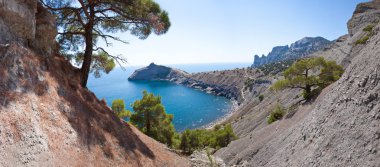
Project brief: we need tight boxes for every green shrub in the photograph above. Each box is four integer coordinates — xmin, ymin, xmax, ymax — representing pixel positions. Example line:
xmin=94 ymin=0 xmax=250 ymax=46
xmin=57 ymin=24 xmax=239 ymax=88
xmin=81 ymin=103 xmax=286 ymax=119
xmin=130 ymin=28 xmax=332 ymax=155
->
xmin=179 ymin=124 xmax=237 ymax=154
xmin=356 ymin=24 xmax=375 ymax=45
xmin=363 ymin=24 xmax=375 ymax=32
xmin=111 ymin=99 xmax=131 ymax=120
xmin=258 ymin=94 xmax=264 ymax=102
xmin=267 ymin=104 xmax=285 ymax=124
xmin=356 ymin=35 xmax=370 ymax=45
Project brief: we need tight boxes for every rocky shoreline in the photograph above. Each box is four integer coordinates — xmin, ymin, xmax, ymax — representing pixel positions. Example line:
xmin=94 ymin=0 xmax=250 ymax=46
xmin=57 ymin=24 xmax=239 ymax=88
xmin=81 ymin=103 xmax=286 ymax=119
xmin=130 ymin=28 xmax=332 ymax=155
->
xmin=202 ymin=100 xmax=239 ymax=130
xmin=175 ymin=78 xmax=240 ymax=101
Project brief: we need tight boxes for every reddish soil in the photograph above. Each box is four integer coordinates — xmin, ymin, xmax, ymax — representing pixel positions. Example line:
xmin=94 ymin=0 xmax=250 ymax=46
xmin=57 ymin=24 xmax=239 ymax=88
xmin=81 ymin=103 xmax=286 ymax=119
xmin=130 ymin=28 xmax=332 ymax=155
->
xmin=0 ymin=43 xmax=189 ymax=166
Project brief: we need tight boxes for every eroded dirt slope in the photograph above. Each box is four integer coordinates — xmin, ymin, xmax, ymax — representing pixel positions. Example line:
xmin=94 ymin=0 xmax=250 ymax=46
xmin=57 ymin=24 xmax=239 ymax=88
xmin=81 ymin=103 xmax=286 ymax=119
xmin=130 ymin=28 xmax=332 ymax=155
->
xmin=0 ymin=43 xmax=189 ymax=166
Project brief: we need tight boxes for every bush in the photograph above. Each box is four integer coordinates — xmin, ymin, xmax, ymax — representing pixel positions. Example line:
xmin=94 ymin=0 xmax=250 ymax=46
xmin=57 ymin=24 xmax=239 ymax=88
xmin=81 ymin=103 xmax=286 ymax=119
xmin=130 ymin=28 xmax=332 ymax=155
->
xmin=111 ymin=99 xmax=131 ymax=120
xmin=258 ymin=94 xmax=264 ymax=102
xmin=179 ymin=124 xmax=237 ymax=154
xmin=356 ymin=35 xmax=370 ymax=45
xmin=363 ymin=24 xmax=375 ymax=32
xmin=267 ymin=104 xmax=285 ymax=124
xmin=356 ymin=24 xmax=375 ymax=45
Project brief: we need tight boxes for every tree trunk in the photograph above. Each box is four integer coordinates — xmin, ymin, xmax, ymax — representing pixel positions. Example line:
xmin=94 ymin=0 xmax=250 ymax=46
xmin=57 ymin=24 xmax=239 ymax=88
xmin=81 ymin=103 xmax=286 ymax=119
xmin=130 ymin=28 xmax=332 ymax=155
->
xmin=80 ymin=26 xmax=93 ymax=87
xmin=145 ymin=110 xmax=151 ymax=135
xmin=305 ymin=85 xmax=311 ymax=94
xmin=304 ymin=69 xmax=312 ymax=99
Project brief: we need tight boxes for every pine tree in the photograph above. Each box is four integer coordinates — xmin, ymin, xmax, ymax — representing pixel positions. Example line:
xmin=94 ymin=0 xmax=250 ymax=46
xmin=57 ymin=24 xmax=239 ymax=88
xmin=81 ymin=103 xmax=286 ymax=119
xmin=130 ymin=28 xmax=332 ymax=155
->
xmin=271 ymin=57 xmax=343 ymax=100
xmin=40 ymin=0 xmax=170 ymax=87
xmin=130 ymin=90 xmax=175 ymax=146
xmin=111 ymin=99 xmax=131 ymax=120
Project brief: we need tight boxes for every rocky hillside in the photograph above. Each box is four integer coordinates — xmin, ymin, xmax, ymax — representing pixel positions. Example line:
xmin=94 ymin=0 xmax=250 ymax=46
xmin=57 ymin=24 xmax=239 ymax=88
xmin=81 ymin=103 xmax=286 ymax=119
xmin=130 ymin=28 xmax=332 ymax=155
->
xmin=0 ymin=1 xmax=189 ymax=166
xmin=187 ymin=69 xmax=271 ymax=103
xmin=215 ymin=0 xmax=380 ymax=166
xmin=252 ymin=37 xmax=332 ymax=67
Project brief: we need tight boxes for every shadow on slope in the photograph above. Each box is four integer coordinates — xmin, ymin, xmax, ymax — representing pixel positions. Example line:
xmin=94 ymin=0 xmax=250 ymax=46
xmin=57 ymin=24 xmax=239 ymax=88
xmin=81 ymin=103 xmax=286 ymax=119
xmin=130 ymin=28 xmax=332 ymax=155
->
xmin=0 ymin=43 xmax=156 ymax=164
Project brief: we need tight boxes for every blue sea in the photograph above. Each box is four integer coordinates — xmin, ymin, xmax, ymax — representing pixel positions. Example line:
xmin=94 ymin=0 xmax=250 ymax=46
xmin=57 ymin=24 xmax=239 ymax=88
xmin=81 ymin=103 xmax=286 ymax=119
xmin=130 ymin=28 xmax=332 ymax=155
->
xmin=88 ymin=63 xmax=251 ymax=131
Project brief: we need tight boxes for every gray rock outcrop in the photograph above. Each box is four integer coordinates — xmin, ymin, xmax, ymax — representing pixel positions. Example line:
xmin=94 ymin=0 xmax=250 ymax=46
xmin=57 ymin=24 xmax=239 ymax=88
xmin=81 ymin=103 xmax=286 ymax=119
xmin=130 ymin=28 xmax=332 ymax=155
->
xmin=252 ymin=37 xmax=332 ymax=67
xmin=0 ymin=0 xmax=57 ymax=56
xmin=348 ymin=0 xmax=380 ymax=36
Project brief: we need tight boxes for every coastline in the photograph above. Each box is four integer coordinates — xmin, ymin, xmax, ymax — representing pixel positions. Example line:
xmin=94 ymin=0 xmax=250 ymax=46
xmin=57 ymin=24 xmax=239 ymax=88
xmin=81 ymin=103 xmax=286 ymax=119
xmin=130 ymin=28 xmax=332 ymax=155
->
xmin=128 ymin=63 xmax=246 ymax=131
xmin=202 ymin=100 xmax=239 ymax=130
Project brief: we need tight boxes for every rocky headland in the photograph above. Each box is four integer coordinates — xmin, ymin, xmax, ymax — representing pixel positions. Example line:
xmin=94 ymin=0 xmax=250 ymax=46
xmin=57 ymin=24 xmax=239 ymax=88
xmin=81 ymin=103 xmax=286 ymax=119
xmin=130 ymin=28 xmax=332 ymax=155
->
xmin=128 ymin=62 xmax=189 ymax=81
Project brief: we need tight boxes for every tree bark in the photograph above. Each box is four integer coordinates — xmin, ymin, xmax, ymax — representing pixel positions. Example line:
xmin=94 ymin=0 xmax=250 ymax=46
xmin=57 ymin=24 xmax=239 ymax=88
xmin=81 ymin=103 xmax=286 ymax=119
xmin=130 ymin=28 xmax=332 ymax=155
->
xmin=80 ymin=3 xmax=95 ymax=88
xmin=80 ymin=25 xmax=93 ymax=87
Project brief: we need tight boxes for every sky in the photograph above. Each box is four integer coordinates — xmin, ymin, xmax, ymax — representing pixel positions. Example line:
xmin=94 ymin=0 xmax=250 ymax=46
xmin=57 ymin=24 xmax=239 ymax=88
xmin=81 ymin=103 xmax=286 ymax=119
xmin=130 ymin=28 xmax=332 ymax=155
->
xmin=99 ymin=0 xmax=368 ymax=66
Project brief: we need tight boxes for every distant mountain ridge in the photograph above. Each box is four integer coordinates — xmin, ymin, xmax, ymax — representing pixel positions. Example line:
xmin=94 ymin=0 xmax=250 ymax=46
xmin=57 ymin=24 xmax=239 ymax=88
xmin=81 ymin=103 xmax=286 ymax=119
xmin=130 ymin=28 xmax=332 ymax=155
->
xmin=251 ymin=37 xmax=332 ymax=67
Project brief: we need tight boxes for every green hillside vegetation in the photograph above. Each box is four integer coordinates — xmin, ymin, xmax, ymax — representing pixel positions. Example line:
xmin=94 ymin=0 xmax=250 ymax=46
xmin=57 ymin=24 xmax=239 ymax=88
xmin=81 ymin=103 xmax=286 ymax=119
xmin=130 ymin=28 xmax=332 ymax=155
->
xmin=258 ymin=59 xmax=296 ymax=75
xmin=113 ymin=90 xmax=238 ymax=153
xmin=271 ymin=57 xmax=343 ymax=100
xmin=179 ymin=124 xmax=237 ymax=154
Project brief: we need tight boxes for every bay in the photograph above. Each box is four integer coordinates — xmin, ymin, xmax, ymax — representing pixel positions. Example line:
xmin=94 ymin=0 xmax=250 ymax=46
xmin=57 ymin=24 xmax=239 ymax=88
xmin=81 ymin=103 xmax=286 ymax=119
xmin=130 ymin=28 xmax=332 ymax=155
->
xmin=87 ymin=62 xmax=250 ymax=131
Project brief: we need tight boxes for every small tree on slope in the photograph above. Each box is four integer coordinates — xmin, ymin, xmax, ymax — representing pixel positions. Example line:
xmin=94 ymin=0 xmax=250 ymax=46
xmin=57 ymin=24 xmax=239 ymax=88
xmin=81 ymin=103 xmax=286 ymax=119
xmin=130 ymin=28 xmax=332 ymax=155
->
xmin=111 ymin=99 xmax=131 ymax=120
xmin=271 ymin=57 xmax=343 ymax=100
xmin=130 ymin=90 xmax=175 ymax=146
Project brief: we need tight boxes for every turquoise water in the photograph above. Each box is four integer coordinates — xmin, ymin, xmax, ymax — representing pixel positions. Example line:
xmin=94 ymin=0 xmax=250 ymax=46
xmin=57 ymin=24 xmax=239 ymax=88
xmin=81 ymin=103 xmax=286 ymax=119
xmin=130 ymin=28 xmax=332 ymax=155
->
xmin=87 ymin=63 xmax=250 ymax=131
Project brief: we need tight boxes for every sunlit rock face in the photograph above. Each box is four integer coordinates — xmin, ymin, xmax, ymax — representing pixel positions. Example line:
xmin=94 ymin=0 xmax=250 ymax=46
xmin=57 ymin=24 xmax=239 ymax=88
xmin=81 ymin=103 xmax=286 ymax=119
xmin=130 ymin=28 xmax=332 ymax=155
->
xmin=252 ymin=37 xmax=332 ymax=67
